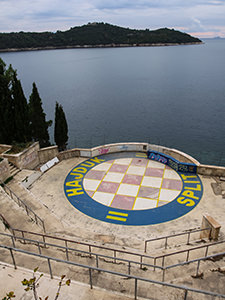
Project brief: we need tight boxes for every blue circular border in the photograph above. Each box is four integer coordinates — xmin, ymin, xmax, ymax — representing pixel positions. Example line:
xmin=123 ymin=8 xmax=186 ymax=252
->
xmin=64 ymin=153 xmax=203 ymax=226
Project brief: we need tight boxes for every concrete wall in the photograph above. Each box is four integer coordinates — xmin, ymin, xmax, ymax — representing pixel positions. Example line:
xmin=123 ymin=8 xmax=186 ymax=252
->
xmin=2 ymin=142 xmax=40 ymax=170
xmin=0 ymin=144 xmax=11 ymax=155
xmin=2 ymin=141 xmax=224 ymax=176
xmin=59 ymin=142 xmax=225 ymax=177
xmin=197 ymin=165 xmax=225 ymax=177
xmin=58 ymin=142 xmax=199 ymax=163
xmin=57 ymin=148 xmax=80 ymax=160
xmin=38 ymin=145 xmax=59 ymax=164
xmin=0 ymin=158 xmax=10 ymax=182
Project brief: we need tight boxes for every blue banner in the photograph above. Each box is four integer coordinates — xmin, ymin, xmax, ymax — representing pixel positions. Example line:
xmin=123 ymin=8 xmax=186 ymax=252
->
xmin=147 ymin=150 xmax=197 ymax=173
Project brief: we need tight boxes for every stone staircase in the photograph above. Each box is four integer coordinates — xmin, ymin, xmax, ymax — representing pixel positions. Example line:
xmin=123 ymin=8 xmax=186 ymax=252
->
xmin=0 ymin=179 xmax=225 ymax=299
xmin=0 ymin=220 xmax=225 ymax=299
xmin=8 ymin=162 xmax=20 ymax=177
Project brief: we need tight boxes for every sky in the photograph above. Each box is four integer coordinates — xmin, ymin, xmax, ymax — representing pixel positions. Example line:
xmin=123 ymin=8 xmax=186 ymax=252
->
xmin=0 ymin=0 xmax=225 ymax=38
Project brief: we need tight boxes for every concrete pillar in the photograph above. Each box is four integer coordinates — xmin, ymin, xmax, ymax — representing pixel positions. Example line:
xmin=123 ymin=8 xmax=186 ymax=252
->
xmin=200 ymin=213 xmax=221 ymax=240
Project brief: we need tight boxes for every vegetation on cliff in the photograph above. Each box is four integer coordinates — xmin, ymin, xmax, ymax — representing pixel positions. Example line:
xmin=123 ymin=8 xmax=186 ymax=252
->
xmin=0 ymin=58 xmax=68 ymax=149
xmin=0 ymin=23 xmax=202 ymax=50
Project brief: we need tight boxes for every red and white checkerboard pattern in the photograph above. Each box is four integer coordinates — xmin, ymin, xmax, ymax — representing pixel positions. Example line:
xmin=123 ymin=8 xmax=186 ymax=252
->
xmin=83 ymin=157 xmax=182 ymax=210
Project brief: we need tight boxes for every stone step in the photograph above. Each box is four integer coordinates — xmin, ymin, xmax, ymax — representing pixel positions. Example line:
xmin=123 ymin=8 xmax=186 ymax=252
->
xmin=0 ymin=240 xmax=224 ymax=300
xmin=8 ymin=162 xmax=20 ymax=177
xmin=0 ymin=263 xmax=135 ymax=300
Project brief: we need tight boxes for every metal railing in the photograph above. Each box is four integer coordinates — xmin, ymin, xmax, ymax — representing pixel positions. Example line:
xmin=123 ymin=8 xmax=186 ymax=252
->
xmin=1 ymin=184 xmax=45 ymax=232
xmin=1 ymin=244 xmax=225 ymax=300
xmin=144 ymin=227 xmax=211 ymax=252
xmin=0 ymin=214 xmax=11 ymax=230
xmin=9 ymin=228 xmax=154 ymax=267
xmin=153 ymin=239 xmax=225 ymax=269
xmin=0 ymin=232 xmax=162 ymax=276
xmin=162 ymin=250 xmax=225 ymax=282
xmin=1 ymin=231 xmax=225 ymax=284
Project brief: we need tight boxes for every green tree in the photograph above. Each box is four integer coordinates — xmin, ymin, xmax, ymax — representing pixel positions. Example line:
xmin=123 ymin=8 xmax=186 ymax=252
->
xmin=11 ymin=71 xmax=30 ymax=143
xmin=29 ymin=82 xmax=52 ymax=147
xmin=54 ymin=102 xmax=68 ymax=151
xmin=0 ymin=58 xmax=14 ymax=144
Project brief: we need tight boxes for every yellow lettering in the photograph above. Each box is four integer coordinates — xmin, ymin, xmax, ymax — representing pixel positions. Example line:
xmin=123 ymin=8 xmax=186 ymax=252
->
xmin=184 ymin=181 xmax=200 ymax=184
xmin=90 ymin=157 xmax=105 ymax=164
xmin=181 ymin=174 xmax=197 ymax=180
xmin=66 ymin=180 xmax=82 ymax=188
xmin=177 ymin=197 xmax=195 ymax=207
xmin=66 ymin=188 xmax=84 ymax=196
xmin=184 ymin=184 xmax=201 ymax=191
xmin=70 ymin=173 xmax=83 ymax=180
xmin=182 ymin=190 xmax=199 ymax=200
xmin=81 ymin=161 xmax=95 ymax=167
xmin=72 ymin=167 xmax=87 ymax=173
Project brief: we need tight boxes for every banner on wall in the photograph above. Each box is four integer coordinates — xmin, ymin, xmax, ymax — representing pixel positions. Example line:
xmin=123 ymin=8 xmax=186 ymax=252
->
xmin=147 ymin=150 xmax=197 ymax=173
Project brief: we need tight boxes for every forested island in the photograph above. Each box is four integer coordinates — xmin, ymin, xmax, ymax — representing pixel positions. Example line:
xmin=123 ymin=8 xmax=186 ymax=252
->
xmin=0 ymin=22 xmax=202 ymax=52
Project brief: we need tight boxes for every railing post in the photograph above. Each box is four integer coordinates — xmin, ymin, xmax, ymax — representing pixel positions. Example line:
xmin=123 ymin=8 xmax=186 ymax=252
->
xmin=11 ymin=236 xmax=16 ymax=248
xmin=66 ymin=247 xmax=69 ymax=261
xmin=65 ymin=240 xmax=69 ymax=260
xmin=34 ymin=214 xmax=38 ymax=225
xmin=205 ymin=245 xmax=209 ymax=257
xmin=89 ymin=268 xmax=93 ymax=289
xmin=47 ymin=258 xmax=53 ymax=279
xmin=196 ymin=260 xmax=200 ymax=277
xmin=186 ymin=250 xmax=190 ymax=262
xmin=162 ymin=268 xmax=166 ymax=282
xmin=22 ymin=231 xmax=25 ymax=244
xmin=134 ymin=278 xmax=138 ymax=300
xmin=144 ymin=241 xmax=147 ymax=253
xmin=128 ymin=261 xmax=131 ymax=275
xmin=10 ymin=248 xmax=17 ymax=269
xmin=187 ymin=232 xmax=191 ymax=245
xmin=154 ymin=258 xmax=157 ymax=271
xmin=96 ymin=255 xmax=99 ymax=268
xmin=11 ymin=228 xmax=15 ymax=237
xmin=165 ymin=237 xmax=168 ymax=249
xmin=42 ymin=235 xmax=46 ymax=248
xmin=42 ymin=221 xmax=46 ymax=233
xmin=140 ymin=256 xmax=143 ymax=269
xmin=184 ymin=290 xmax=188 ymax=300
xmin=114 ymin=250 xmax=116 ymax=263
xmin=162 ymin=256 xmax=165 ymax=268
xmin=37 ymin=242 xmax=41 ymax=254
xmin=89 ymin=245 xmax=92 ymax=258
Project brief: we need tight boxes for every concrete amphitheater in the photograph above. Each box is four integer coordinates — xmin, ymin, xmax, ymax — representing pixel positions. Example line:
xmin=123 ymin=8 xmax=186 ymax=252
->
xmin=0 ymin=142 xmax=225 ymax=300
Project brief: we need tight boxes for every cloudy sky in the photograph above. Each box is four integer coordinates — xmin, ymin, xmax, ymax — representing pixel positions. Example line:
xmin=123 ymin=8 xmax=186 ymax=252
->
xmin=0 ymin=0 xmax=225 ymax=38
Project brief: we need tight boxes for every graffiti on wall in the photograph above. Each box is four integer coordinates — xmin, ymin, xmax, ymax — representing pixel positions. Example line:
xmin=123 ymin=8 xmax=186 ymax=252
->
xmin=98 ymin=148 xmax=110 ymax=155
xmin=22 ymin=151 xmax=38 ymax=167
xmin=147 ymin=150 xmax=197 ymax=174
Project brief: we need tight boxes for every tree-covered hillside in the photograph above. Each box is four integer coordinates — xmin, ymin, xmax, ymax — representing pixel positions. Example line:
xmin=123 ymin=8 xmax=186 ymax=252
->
xmin=0 ymin=23 xmax=202 ymax=50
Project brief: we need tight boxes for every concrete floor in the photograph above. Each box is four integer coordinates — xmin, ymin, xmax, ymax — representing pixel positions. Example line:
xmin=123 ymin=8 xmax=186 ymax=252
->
xmin=27 ymin=154 xmax=225 ymax=249
xmin=0 ymin=152 xmax=225 ymax=299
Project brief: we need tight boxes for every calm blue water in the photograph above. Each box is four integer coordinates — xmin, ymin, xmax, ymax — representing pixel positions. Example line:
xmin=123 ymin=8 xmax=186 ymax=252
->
xmin=1 ymin=39 xmax=225 ymax=166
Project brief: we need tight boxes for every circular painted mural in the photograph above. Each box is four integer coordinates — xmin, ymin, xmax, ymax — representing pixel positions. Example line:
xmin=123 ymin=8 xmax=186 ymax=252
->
xmin=64 ymin=152 xmax=203 ymax=225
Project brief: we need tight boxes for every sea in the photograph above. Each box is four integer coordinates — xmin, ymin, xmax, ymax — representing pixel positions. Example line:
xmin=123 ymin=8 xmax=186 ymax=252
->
xmin=1 ymin=39 xmax=225 ymax=166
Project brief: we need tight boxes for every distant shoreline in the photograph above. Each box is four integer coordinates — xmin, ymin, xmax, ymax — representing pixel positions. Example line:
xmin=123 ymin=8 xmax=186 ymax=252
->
xmin=0 ymin=42 xmax=203 ymax=53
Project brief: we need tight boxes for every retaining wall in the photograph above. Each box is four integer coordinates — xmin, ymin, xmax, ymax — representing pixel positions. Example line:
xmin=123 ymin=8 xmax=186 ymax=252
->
xmin=2 ymin=142 xmax=40 ymax=170
xmin=1 ymin=142 xmax=225 ymax=177
xmin=0 ymin=144 xmax=11 ymax=155
xmin=38 ymin=145 xmax=59 ymax=164
xmin=0 ymin=158 xmax=10 ymax=182
xmin=58 ymin=142 xmax=225 ymax=177
xmin=197 ymin=165 xmax=225 ymax=177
